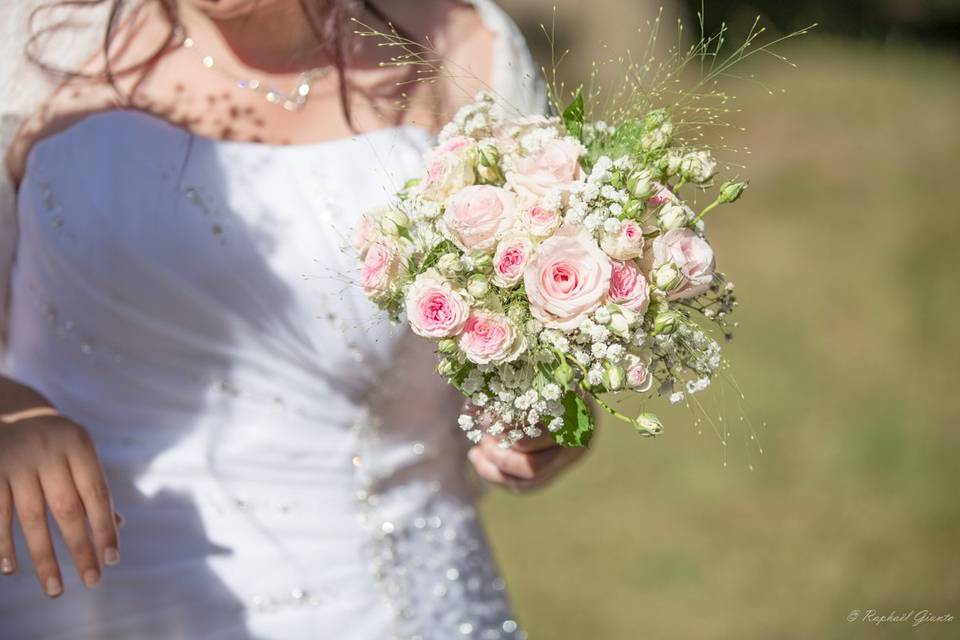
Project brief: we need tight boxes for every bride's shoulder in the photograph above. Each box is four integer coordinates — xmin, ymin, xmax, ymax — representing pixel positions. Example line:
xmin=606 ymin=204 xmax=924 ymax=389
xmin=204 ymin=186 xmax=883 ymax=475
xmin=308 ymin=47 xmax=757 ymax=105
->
xmin=385 ymin=0 xmax=537 ymax=118
xmin=391 ymin=0 xmax=498 ymax=79
xmin=4 ymin=2 xmax=170 ymax=184
xmin=386 ymin=0 xmax=500 ymax=43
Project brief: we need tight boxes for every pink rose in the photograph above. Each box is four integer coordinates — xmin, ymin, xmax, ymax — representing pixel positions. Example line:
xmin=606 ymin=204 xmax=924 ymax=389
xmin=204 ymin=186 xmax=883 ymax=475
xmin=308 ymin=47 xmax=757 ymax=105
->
xmin=419 ymin=136 xmax=477 ymax=201
xmin=506 ymin=137 xmax=584 ymax=200
xmin=442 ymin=185 xmax=517 ymax=253
xmin=404 ymin=270 xmax=470 ymax=338
xmin=651 ymin=228 xmax=716 ymax=300
xmin=600 ymin=219 xmax=645 ymax=260
xmin=492 ymin=235 xmax=533 ymax=288
xmin=624 ymin=354 xmax=654 ymax=392
xmin=361 ymin=239 xmax=404 ymax=300
xmin=607 ymin=260 xmax=650 ymax=313
xmin=523 ymin=226 xmax=613 ymax=330
xmin=437 ymin=135 xmax=473 ymax=154
xmin=353 ymin=211 xmax=377 ymax=256
xmin=648 ymin=182 xmax=678 ymax=207
xmin=522 ymin=203 xmax=561 ymax=237
xmin=458 ymin=310 xmax=526 ymax=365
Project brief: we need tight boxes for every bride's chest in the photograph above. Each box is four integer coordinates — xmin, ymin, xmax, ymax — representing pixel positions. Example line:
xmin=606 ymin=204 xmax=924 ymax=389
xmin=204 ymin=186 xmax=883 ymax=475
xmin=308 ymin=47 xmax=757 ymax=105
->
xmin=15 ymin=111 xmax=433 ymax=366
xmin=22 ymin=112 xmax=428 ymax=258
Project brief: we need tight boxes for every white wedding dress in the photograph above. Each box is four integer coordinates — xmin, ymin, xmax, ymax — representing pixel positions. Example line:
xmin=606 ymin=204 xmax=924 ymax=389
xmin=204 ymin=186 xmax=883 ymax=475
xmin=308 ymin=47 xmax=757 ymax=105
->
xmin=0 ymin=2 xmax=544 ymax=638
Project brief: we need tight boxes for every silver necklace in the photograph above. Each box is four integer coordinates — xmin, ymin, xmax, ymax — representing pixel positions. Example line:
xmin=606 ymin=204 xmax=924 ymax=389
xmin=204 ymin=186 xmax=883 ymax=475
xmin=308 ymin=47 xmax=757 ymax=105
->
xmin=175 ymin=25 xmax=332 ymax=112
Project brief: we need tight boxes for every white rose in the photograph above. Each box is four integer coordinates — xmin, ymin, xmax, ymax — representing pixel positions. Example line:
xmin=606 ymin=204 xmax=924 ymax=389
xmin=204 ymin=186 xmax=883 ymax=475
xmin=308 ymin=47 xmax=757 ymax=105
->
xmin=679 ymin=150 xmax=717 ymax=184
xmin=641 ymin=122 xmax=673 ymax=151
xmin=659 ymin=203 xmax=691 ymax=230
xmin=376 ymin=207 xmax=410 ymax=237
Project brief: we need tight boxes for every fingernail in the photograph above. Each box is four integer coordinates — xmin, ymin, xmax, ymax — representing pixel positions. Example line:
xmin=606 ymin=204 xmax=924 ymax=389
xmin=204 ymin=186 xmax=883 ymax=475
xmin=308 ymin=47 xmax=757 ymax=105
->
xmin=104 ymin=547 xmax=120 ymax=566
xmin=45 ymin=576 xmax=63 ymax=597
xmin=0 ymin=557 xmax=13 ymax=574
xmin=83 ymin=569 xmax=101 ymax=588
xmin=467 ymin=448 xmax=479 ymax=464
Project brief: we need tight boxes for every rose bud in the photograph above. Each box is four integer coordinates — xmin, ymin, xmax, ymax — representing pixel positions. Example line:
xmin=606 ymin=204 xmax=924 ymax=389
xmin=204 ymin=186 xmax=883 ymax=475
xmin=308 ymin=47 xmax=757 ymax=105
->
xmin=603 ymin=364 xmax=625 ymax=391
xmin=437 ymin=338 xmax=458 ymax=355
xmin=643 ymin=108 xmax=669 ymax=130
xmin=635 ymin=412 xmax=664 ymax=436
xmin=467 ymin=274 xmax=490 ymax=298
xmin=609 ymin=313 xmax=631 ymax=338
xmin=553 ymin=361 xmax=575 ymax=386
xmin=719 ymin=180 xmax=748 ymax=204
xmin=437 ymin=358 xmax=456 ymax=376
xmin=623 ymin=198 xmax=645 ymax=219
xmin=658 ymin=203 xmax=690 ymax=231
xmin=436 ymin=253 xmax=462 ymax=277
xmin=627 ymin=168 xmax=655 ymax=199
xmin=653 ymin=262 xmax=682 ymax=291
xmin=653 ymin=309 xmax=682 ymax=335
xmin=472 ymin=254 xmax=494 ymax=273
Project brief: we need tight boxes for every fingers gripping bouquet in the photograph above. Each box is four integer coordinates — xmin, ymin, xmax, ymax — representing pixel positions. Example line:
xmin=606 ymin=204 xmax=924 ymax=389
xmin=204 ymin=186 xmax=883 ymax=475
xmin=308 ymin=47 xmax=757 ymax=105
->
xmin=355 ymin=88 xmax=747 ymax=448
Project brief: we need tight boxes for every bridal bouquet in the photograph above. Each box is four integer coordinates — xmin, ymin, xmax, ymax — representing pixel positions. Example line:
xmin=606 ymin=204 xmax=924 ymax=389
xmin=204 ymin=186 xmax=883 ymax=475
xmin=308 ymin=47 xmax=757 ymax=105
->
xmin=353 ymin=17 xmax=805 ymax=448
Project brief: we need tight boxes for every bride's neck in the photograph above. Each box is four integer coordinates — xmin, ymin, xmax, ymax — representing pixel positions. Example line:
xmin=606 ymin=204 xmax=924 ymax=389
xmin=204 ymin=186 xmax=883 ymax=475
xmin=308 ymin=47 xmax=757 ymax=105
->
xmin=177 ymin=0 xmax=333 ymax=73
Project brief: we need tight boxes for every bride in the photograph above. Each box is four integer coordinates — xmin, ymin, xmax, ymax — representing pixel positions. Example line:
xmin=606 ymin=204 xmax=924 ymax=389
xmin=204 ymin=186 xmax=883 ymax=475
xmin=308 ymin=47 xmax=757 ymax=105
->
xmin=0 ymin=0 xmax=587 ymax=637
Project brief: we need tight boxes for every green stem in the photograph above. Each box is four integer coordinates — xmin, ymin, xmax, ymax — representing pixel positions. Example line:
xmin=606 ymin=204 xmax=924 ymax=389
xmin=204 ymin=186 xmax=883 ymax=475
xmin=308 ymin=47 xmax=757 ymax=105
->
xmin=589 ymin=393 xmax=637 ymax=426
xmin=552 ymin=347 xmax=588 ymax=377
xmin=692 ymin=197 xmax=723 ymax=225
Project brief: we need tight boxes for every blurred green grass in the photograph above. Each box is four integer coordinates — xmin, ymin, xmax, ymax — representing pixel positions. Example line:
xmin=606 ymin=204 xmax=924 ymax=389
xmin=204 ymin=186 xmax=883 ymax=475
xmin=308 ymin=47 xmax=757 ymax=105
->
xmin=480 ymin=37 xmax=960 ymax=640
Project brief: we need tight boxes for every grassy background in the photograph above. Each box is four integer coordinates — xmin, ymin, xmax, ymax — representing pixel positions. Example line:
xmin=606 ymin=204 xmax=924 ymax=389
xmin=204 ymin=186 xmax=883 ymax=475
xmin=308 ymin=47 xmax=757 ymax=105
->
xmin=479 ymin=9 xmax=960 ymax=638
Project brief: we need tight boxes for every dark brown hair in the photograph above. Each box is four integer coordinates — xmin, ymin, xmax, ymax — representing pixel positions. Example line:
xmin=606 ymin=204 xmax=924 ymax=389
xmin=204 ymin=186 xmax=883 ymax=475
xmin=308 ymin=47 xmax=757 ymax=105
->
xmin=25 ymin=0 xmax=405 ymax=123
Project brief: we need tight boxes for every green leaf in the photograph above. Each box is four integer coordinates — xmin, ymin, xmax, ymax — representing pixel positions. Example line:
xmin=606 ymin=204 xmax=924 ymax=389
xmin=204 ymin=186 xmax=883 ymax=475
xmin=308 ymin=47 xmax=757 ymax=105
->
xmin=417 ymin=240 xmax=456 ymax=275
xmin=585 ymin=118 xmax=644 ymax=166
xmin=449 ymin=363 xmax=474 ymax=393
xmin=531 ymin=370 xmax=550 ymax=392
xmin=562 ymin=88 xmax=585 ymax=140
xmin=553 ymin=391 xmax=594 ymax=448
